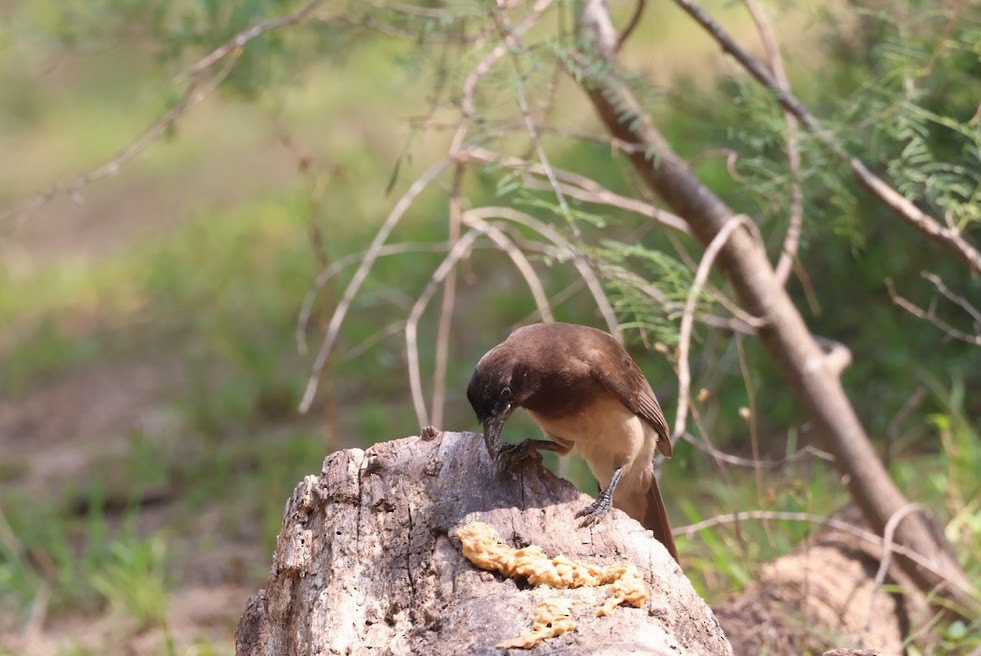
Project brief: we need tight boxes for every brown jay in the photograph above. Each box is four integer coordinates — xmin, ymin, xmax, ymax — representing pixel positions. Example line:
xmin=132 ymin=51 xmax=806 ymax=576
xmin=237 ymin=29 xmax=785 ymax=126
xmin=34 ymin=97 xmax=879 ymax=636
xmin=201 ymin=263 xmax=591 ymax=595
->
xmin=467 ymin=322 xmax=679 ymax=562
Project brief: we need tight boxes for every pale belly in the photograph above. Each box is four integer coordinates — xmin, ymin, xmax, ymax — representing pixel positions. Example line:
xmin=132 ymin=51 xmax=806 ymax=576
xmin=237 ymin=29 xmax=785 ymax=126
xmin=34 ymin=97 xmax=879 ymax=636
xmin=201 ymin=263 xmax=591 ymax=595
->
xmin=525 ymin=394 xmax=657 ymax=505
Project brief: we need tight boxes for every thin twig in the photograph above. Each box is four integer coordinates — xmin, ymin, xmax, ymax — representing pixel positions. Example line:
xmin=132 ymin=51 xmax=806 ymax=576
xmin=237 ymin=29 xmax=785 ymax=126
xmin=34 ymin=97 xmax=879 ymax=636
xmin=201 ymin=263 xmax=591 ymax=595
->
xmin=3 ymin=0 xmax=328 ymax=228
xmin=464 ymin=146 xmax=690 ymax=234
xmin=464 ymin=206 xmax=622 ymax=340
xmin=923 ymin=271 xmax=981 ymax=324
xmin=183 ymin=0 xmax=327 ymax=78
xmin=742 ymin=0 xmax=802 ymax=287
xmin=515 ymin=276 xmax=587 ymax=325
xmin=678 ymin=431 xmax=834 ymax=468
xmin=3 ymin=49 xmax=242 ymax=230
xmin=886 ymin=278 xmax=981 ymax=346
xmin=340 ymin=321 xmax=407 ymax=362
xmin=599 ymin=263 xmax=760 ymax=334
xmin=856 ymin=503 xmax=925 ymax=642
xmin=673 ymin=215 xmax=758 ymax=439
xmin=406 ymin=230 xmax=484 ymax=427
xmin=490 ymin=0 xmax=579 ymax=238
xmin=462 ymin=212 xmax=555 ymax=323
xmin=615 ymin=0 xmax=647 ymax=51
xmin=916 ymin=0 xmax=963 ymax=88
xmin=296 ymin=242 xmax=453 ymax=355
xmin=299 ymin=157 xmax=454 ymax=412
xmin=884 ymin=385 xmax=927 ymax=465
xmin=672 ymin=0 xmax=981 ymax=276
xmin=427 ymin=5 xmax=508 ymax=430
xmin=431 ymin=166 xmax=466 ymax=430
xmin=663 ymin=230 xmax=767 ymax=328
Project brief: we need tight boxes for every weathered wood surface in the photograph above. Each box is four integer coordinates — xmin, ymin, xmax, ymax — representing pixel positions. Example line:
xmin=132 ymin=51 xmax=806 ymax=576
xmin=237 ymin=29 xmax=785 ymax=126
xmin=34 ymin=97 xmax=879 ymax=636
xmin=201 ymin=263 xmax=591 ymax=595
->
xmin=234 ymin=431 xmax=731 ymax=655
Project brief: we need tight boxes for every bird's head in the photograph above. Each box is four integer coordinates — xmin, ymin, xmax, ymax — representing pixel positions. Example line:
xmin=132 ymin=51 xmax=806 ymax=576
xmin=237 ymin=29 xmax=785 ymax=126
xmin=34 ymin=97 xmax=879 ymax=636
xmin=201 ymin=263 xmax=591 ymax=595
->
xmin=466 ymin=345 xmax=529 ymax=451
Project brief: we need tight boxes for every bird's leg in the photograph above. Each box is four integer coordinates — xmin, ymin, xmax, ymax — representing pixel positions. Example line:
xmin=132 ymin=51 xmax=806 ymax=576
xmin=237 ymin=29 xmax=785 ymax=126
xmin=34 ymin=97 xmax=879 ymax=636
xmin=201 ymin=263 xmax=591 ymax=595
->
xmin=496 ymin=439 xmax=562 ymax=475
xmin=575 ymin=467 xmax=623 ymax=528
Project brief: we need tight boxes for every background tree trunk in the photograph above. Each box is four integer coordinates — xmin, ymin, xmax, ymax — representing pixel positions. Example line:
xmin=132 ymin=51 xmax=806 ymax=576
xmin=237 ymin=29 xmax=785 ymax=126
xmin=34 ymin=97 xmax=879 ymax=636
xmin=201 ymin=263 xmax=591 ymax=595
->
xmin=573 ymin=2 xmax=978 ymax=616
xmin=234 ymin=431 xmax=732 ymax=656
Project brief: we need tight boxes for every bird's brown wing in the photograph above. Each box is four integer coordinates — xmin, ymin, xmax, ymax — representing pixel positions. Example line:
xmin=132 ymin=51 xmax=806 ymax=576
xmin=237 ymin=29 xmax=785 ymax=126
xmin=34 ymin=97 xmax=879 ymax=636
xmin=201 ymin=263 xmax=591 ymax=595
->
xmin=589 ymin=351 xmax=673 ymax=458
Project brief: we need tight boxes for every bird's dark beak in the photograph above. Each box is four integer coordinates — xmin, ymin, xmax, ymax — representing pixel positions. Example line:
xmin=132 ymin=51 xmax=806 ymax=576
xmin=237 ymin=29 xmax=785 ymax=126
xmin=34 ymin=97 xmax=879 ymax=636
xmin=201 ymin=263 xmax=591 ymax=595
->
xmin=481 ymin=403 xmax=513 ymax=459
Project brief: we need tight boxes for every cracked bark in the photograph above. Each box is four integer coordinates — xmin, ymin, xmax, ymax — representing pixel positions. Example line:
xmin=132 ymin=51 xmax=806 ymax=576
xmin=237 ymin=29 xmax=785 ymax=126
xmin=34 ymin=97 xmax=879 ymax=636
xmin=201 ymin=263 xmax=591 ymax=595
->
xmin=234 ymin=432 xmax=732 ymax=656
xmin=574 ymin=1 xmax=977 ymax=616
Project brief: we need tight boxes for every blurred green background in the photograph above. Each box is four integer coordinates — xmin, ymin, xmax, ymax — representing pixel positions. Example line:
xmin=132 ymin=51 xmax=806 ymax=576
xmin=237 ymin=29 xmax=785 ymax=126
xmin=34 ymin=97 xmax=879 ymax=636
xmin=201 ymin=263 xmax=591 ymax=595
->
xmin=1 ymin=0 xmax=978 ymax=654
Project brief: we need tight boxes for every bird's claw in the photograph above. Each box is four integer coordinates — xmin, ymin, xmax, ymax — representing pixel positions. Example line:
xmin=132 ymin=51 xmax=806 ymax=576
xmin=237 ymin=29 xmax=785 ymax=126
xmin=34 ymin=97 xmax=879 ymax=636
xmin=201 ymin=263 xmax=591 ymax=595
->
xmin=495 ymin=440 xmax=540 ymax=476
xmin=575 ymin=496 xmax=613 ymax=529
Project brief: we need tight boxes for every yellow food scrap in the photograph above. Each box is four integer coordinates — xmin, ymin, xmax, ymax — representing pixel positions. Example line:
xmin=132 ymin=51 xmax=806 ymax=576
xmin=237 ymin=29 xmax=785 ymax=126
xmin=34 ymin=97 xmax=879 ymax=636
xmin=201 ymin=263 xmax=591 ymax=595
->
xmin=454 ymin=522 xmax=650 ymax=648
xmin=495 ymin=597 xmax=576 ymax=650
xmin=598 ymin=562 xmax=648 ymax=616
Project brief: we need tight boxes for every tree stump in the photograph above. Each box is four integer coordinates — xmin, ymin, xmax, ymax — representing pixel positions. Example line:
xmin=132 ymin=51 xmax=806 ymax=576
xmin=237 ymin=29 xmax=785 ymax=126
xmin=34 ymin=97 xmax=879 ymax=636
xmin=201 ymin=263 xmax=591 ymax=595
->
xmin=234 ymin=431 xmax=732 ymax=655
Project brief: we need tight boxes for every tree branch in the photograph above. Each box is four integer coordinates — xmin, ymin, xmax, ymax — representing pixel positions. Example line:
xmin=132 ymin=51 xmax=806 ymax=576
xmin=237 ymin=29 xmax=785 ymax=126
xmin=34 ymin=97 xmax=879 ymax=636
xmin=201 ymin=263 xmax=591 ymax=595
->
xmin=673 ymin=215 xmax=759 ymax=440
xmin=462 ymin=206 xmax=621 ymax=339
xmin=299 ymin=157 xmax=453 ymax=413
xmin=406 ymin=231 xmax=484 ymax=427
xmin=885 ymin=277 xmax=981 ymax=346
xmin=671 ymin=0 xmax=981 ymax=276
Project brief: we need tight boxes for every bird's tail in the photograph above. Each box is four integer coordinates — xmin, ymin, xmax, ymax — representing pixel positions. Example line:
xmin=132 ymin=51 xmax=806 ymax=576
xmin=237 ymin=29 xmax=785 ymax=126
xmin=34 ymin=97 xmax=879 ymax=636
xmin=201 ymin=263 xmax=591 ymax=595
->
xmin=641 ymin=474 xmax=679 ymax=564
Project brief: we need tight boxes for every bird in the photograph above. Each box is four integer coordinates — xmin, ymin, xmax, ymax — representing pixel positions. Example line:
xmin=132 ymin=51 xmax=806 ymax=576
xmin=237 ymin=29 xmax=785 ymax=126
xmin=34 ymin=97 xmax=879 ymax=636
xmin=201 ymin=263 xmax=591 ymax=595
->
xmin=467 ymin=322 xmax=678 ymax=563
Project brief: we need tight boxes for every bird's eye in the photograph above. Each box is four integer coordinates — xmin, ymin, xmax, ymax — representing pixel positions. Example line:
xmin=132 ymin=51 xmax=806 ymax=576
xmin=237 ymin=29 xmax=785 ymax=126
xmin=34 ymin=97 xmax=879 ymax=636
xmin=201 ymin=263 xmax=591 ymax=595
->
xmin=500 ymin=386 xmax=511 ymax=400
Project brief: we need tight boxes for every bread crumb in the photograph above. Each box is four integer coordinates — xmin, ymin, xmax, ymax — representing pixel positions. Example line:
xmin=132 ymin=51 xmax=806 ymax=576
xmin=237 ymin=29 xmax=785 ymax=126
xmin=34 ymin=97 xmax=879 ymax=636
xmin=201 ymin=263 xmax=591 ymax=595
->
xmin=454 ymin=522 xmax=649 ymax=648
xmin=495 ymin=597 xmax=576 ymax=649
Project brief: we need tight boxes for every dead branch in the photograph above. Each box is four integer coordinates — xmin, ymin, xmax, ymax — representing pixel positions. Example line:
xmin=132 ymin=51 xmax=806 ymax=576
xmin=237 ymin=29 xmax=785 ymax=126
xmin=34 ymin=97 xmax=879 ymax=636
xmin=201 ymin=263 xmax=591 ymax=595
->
xmin=299 ymin=157 xmax=453 ymax=413
xmin=678 ymin=432 xmax=834 ymax=468
xmin=296 ymin=242 xmax=451 ymax=355
xmin=673 ymin=215 xmax=760 ymax=440
xmin=885 ymin=277 xmax=981 ymax=346
xmin=464 ymin=206 xmax=622 ymax=340
xmin=406 ymin=230 xmax=484 ymax=426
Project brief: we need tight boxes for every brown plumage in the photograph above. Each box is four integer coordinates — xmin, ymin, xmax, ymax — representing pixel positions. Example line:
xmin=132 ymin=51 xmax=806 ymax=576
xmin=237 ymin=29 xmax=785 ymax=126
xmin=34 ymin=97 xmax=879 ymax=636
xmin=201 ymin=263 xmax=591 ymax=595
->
xmin=467 ymin=322 xmax=679 ymax=563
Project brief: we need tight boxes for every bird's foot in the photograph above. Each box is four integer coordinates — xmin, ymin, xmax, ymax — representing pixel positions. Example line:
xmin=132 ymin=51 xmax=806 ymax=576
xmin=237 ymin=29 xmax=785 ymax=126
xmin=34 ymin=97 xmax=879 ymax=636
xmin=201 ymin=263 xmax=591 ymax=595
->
xmin=575 ymin=495 xmax=614 ymax=529
xmin=576 ymin=467 xmax=622 ymax=529
xmin=495 ymin=439 xmax=547 ymax=476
